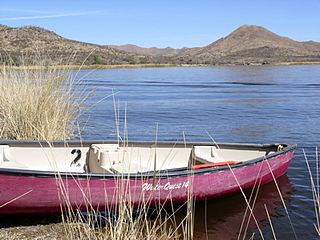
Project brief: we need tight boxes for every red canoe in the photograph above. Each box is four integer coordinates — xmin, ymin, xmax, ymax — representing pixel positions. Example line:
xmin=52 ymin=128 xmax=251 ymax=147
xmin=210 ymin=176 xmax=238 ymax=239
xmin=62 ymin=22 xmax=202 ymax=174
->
xmin=0 ymin=140 xmax=296 ymax=214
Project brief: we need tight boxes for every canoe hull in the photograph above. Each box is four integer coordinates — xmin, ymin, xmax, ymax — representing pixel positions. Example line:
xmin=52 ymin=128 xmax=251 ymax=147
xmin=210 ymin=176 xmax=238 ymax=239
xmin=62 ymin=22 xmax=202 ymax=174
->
xmin=0 ymin=149 xmax=294 ymax=215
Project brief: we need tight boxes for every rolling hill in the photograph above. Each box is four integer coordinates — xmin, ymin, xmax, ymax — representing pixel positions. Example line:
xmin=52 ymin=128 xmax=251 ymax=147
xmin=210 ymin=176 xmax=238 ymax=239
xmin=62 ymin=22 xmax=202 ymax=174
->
xmin=0 ymin=24 xmax=153 ymax=65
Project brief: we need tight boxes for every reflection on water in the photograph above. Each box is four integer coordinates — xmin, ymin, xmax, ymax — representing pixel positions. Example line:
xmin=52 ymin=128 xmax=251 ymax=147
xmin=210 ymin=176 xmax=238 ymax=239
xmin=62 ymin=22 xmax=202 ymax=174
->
xmin=189 ymin=175 xmax=294 ymax=240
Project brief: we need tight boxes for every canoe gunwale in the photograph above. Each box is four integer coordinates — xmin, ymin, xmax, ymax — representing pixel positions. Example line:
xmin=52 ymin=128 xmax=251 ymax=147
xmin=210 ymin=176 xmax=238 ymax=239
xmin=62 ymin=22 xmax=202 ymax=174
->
xmin=0 ymin=141 xmax=297 ymax=180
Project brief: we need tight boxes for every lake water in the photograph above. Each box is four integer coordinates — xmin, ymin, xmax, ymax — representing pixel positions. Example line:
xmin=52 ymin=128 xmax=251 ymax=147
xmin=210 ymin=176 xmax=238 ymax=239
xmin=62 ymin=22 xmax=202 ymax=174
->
xmin=73 ymin=65 xmax=320 ymax=239
xmin=0 ymin=65 xmax=317 ymax=239
xmin=75 ymin=65 xmax=320 ymax=239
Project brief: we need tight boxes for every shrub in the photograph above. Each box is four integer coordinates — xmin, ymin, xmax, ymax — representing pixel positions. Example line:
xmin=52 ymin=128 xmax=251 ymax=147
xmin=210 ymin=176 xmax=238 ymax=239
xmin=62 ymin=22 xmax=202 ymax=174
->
xmin=0 ymin=64 xmax=84 ymax=140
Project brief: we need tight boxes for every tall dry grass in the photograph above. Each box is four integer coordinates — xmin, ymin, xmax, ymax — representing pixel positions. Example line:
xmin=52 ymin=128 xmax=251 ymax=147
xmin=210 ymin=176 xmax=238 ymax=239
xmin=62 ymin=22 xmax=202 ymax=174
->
xmin=60 ymin=202 xmax=182 ymax=240
xmin=304 ymin=147 xmax=320 ymax=236
xmin=53 ymin=129 xmax=193 ymax=240
xmin=55 ymin=172 xmax=188 ymax=240
xmin=0 ymin=64 xmax=84 ymax=140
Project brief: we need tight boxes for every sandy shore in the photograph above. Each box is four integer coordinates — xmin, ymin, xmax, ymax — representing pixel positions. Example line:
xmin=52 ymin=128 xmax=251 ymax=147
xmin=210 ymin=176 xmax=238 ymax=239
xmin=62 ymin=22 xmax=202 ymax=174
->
xmin=1 ymin=62 xmax=320 ymax=70
xmin=0 ymin=64 xmax=183 ymax=70
xmin=0 ymin=223 xmax=64 ymax=240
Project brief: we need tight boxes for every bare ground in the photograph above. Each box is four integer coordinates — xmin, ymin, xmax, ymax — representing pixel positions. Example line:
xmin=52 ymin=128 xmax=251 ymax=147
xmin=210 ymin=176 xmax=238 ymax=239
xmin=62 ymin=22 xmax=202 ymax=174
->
xmin=0 ymin=224 xmax=65 ymax=240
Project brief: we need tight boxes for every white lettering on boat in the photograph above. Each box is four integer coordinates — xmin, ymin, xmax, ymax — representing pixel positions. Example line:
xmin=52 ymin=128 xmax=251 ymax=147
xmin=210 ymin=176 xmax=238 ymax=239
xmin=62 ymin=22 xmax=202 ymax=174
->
xmin=142 ymin=181 xmax=190 ymax=191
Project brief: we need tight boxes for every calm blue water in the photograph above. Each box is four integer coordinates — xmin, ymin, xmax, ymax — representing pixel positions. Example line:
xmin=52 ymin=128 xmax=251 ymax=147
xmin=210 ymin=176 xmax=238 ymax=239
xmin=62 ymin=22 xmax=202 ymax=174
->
xmin=76 ymin=65 xmax=320 ymax=239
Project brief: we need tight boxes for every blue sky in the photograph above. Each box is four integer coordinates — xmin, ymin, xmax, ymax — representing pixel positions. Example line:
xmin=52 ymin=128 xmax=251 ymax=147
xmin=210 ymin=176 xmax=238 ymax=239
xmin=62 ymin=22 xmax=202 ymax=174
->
xmin=0 ymin=0 xmax=319 ymax=48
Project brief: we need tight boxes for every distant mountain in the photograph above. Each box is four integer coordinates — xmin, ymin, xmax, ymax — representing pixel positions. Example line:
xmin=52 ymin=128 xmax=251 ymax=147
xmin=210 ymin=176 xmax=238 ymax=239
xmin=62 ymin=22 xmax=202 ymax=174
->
xmin=1 ymin=24 xmax=320 ymax=66
xmin=108 ymin=44 xmax=177 ymax=57
xmin=0 ymin=24 xmax=153 ymax=65
xmin=110 ymin=25 xmax=320 ymax=64
xmin=178 ymin=25 xmax=320 ymax=64
xmin=108 ymin=44 xmax=200 ymax=57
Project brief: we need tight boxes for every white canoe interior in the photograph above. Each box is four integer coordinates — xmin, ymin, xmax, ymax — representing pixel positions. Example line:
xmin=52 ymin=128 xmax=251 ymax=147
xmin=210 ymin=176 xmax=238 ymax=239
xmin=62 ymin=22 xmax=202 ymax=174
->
xmin=0 ymin=143 xmax=276 ymax=174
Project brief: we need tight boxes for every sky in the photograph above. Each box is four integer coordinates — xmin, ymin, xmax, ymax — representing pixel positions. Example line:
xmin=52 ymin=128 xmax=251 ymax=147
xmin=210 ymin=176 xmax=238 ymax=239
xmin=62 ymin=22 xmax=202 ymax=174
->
xmin=0 ymin=0 xmax=320 ymax=48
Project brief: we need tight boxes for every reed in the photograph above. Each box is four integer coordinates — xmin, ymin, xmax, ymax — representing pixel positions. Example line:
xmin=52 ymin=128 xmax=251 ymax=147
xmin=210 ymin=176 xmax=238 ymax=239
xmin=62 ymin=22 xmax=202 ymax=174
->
xmin=54 ymin=129 xmax=190 ymax=240
xmin=0 ymin=63 xmax=84 ymax=140
xmin=304 ymin=147 xmax=320 ymax=236
xmin=55 ymin=172 xmax=186 ymax=240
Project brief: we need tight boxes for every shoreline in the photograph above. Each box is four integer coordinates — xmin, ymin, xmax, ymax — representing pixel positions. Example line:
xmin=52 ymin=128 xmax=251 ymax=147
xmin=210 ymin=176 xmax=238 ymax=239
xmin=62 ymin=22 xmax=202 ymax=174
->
xmin=1 ymin=61 xmax=320 ymax=70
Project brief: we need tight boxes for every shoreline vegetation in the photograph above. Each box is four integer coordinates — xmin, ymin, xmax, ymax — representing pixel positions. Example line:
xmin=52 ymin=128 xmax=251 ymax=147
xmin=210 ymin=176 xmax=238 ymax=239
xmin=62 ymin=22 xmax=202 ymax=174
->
xmin=1 ymin=61 xmax=320 ymax=70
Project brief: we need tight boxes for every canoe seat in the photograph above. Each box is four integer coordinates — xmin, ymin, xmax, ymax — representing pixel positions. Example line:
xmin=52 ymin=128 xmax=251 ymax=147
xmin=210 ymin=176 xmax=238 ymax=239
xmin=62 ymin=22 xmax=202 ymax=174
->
xmin=193 ymin=146 xmax=225 ymax=164
xmin=110 ymin=161 xmax=150 ymax=174
xmin=88 ymin=144 xmax=149 ymax=174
